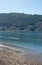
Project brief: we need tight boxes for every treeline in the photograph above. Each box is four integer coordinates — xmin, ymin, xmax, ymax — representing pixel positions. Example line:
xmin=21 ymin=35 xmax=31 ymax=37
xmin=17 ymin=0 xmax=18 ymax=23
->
xmin=0 ymin=13 xmax=42 ymax=31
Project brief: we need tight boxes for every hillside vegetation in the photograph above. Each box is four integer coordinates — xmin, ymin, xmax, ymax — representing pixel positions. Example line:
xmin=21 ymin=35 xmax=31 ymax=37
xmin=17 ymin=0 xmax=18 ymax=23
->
xmin=0 ymin=13 xmax=42 ymax=31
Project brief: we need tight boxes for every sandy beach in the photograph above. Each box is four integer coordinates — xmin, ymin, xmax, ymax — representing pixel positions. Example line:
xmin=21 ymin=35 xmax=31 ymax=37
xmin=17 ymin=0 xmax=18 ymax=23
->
xmin=0 ymin=45 xmax=42 ymax=65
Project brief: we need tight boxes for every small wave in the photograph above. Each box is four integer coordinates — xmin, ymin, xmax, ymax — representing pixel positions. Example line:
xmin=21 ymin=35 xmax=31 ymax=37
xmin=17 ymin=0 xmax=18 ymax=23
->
xmin=0 ymin=44 xmax=14 ymax=49
xmin=0 ymin=44 xmax=23 ymax=52
xmin=0 ymin=36 xmax=20 ymax=40
xmin=10 ymin=37 xmax=20 ymax=40
xmin=0 ymin=44 xmax=5 ymax=47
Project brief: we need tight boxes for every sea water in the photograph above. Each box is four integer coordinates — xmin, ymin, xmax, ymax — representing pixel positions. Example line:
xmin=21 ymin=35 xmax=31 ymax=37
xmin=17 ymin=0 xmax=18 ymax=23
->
xmin=0 ymin=31 xmax=42 ymax=53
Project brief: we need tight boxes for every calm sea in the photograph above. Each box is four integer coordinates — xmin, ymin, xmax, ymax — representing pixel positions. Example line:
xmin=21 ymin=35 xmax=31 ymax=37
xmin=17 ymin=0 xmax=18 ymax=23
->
xmin=0 ymin=31 xmax=42 ymax=53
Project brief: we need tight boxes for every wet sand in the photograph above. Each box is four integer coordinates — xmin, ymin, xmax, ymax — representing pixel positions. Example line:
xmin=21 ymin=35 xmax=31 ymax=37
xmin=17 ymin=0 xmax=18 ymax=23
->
xmin=0 ymin=45 xmax=42 ymax=65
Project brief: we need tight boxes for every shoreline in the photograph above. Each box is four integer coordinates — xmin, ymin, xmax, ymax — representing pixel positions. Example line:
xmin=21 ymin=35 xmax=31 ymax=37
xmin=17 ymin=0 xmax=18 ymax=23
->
xmin=0 ymin=43 xmax=42 ymax=53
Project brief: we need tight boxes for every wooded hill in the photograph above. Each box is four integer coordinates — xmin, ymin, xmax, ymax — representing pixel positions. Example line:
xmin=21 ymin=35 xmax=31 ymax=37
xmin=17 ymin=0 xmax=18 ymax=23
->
xmin=0 ymin=13 xmax=42 ymax=31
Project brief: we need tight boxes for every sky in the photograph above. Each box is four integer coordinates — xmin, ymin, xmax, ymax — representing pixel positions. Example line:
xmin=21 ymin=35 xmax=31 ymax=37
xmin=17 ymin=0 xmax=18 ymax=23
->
xmin=0 ymin=0 xmax=42 ymax=14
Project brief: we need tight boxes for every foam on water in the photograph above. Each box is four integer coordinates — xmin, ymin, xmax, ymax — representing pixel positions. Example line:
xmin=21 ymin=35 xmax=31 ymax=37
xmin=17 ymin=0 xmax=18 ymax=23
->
xmin=8 ymin=36 xmax=23 ymax=40
xmin=0 ymin=44 xmax=14 ymax=49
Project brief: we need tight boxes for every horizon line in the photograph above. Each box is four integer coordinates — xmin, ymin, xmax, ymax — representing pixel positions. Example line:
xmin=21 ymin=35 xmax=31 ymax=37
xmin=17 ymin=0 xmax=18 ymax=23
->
xmin=0 ymin=12 xmax=42 ymax=15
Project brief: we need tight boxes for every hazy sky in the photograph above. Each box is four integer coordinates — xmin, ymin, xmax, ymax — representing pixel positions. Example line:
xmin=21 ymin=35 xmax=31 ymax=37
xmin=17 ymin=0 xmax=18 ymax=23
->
xmin=0 ymin=0 xmax=42 ymax=14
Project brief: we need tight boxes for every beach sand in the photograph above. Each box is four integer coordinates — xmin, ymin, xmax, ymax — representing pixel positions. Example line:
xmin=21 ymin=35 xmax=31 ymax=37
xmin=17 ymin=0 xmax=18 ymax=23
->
xmin=0 ymin=45 xmax=42 ymax=65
